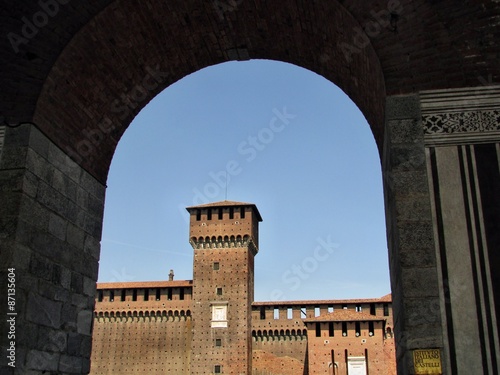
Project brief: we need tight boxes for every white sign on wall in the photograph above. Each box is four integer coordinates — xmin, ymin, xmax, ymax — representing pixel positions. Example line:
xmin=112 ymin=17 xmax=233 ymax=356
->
xmin=347 ymin=356 xmax=367 ymax=375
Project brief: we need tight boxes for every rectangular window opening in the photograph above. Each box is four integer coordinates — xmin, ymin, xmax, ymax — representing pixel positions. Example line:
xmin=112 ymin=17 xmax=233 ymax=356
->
xmin=300 ymin=308 xmax=307 ymax=319
xmin=240 ymin=207 xmax=245 ymax=219
xmin=180 ymin=288 xmax=185 ymax=300
xmin=356 ymin=304 xmax=362 ymax=312
xmin=214 ymin=365 xmax=221 ymax=374
xmin=287 ymin=308 xmax=293 ymax=319
xmin=218 ymin=208 xmax=223 ymax=220
xmin=196 ymin=209 xmax=201 ymax=221
xmin=168 ymin=288 xmax=172 ymax=300
xmin=342 ymin=322 xmax=348 ymax=336
xmin=216 ymin=287 xmax=223 ymax=296
xmin=273 ymin=308 xmax=279 ymax=319
xmin=328 ymin=306 xmax=334 ymax=313
xmin=215 ymin=338 xmax=222 ymax=347
xmin=132 ymin=289 xmax=137 ymax=301
xmin=229 ymin=207 xmax=234 ymax=219
xmin=207 ymin=209 xmax=212 ymax=220
xmin=355 ymin=321 xmax=361 ymax=336
xmin=342 ymin=304 xmax=348 ymax=309
xmin=213 ymin=262 xmax=220 ymax=271
xmin=260 ymin=306 xmax=265 ymax=320
xmin=109 ymin=290 xmax=114 ymax=302
xmin=315 ymin=322 xmax=321 ymax=337
xmin=369 ymin=321 xmax=375 ymax=336
xmin=98 ymin=290 xmax=103 ymax=302
xmin=329 ymin=322 xmax=334 ymax=337
xmin=155 ymin=288 xmax=161 ymax=301
xmin=383 ymin=303 xmax=389 ymax=316
xmin=144 ymin=289 xmax=149 ymax=301
xmin=314 ymin=307 xmax=320 ymax=317
xmin=370 ymin=303 xmax=376 ymax=315
xmin=121 ymin=289 xmax=126 ymax=301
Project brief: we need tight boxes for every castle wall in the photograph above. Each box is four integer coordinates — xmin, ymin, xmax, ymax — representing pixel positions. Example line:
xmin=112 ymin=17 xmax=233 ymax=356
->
xmin=90 ymin=312 xmax=192 ymax=374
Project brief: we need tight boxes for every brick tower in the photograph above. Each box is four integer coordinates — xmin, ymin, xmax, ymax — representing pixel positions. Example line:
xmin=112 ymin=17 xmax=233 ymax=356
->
xmin=187 ymin=201 xmax=262 ymax=375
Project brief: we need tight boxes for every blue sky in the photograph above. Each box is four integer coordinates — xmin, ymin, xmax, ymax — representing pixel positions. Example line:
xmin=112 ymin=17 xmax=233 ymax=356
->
xmin=97 ymin=59 xmax=391 ymax=301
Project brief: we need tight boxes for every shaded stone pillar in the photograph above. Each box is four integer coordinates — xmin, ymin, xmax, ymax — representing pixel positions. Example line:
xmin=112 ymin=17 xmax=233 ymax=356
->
xmin=383 ymin=95 xmax=446 ymax=375
xmin=421 ymin=86 xmax=500 ymax=375
xmin=0 ymin=124 xmax=104 ymax=374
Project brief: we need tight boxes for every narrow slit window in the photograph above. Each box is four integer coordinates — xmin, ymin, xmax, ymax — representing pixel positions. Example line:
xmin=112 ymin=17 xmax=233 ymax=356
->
xmin=301 ymin=308 xmax=307 ymax=319
xmin=143 ymin=289 xmax=149 ymax=301
xmin=207 ymin=209 xmax=212 ymax=220
xmin=180 ymin=288 xmax=185 ymax=300
xmin=370 ymin=303 xmax=376 ymax=315
xmin=260 ymin=307 xmax=265 ymax=320
xmin=355 ymin=321 xmax=361 ymax=336
xmin=168 ymin=288 xmax=172 ymax=300
xmin=156 ymin=288 xmax=161 ymax=301
xmin=329 ymin=322 xmax=334 ymax=337
xmin=218 ymin=208 xmax=223 ymax=219
xmin=98 ymin=290 xmax=103 ymax=302
xmin=229 ymin=207 xmax=234 ymax=219
xmin=315 ymin=323 xmax=321 ymax=337
xmin=121 ymin=289 xmax=126 ymax=301
xmin=287 ymin=308 xmax=293 ymax=319
xmin=196 ymin=209 xmax=201 ymax=221
xmin=132 ymin=289 xmax=137 ymax=301
xmin=240 ymin=207 xmax=245 ymax=218
xmin=109 ymin=290 xmax=114 ymax=302
xmin=342 ymin=322 xmax=348 ymax=336
xmin=315 ymin=307 xmax=320 ymax=317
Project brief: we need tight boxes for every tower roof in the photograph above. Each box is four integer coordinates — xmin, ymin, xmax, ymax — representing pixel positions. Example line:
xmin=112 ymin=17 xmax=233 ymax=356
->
xmin=186 ymin=200 xmax=262 ymax=221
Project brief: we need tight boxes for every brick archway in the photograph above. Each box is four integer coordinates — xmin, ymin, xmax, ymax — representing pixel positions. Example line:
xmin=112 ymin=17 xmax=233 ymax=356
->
xmin=1 ymin=1 xmax=499 ymax=374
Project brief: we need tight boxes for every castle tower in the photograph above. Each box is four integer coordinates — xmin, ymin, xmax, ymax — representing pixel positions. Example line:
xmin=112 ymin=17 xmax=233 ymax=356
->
xmin=187 ymin=201 xmax=262 ymax=375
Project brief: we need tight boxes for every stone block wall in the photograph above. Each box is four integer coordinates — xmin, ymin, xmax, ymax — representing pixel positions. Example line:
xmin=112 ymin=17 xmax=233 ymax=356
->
xmin=0 ymin=124 xmax=105 ymax=374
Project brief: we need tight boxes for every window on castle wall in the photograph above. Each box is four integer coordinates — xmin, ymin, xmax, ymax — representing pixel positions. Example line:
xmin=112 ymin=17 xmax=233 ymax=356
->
xmin=180 ymin=288 xmax=185 ymax=300
xmin=301 ymin=308 xmax=307 ymax=319
xmin=342 ymin=322 xmax=348 ymax=336
xmin=370 ymin=303 xmax=376 ymax=315
xmin=218 ymin=208 xmax=223 ymax=220
xmin=287 ymin=308 xmax=293 ymax=319
xmin=207 ymin=209 xmax=212 ymax=220
xmin=328 ymin=306 xmax=334 ymax=313
xmin=229 ymin=208 xmax=234 ymax=219
xmin=355 ymin=322 xmax=361 ymax=336
xmin=196 ymin=210 xmax=201 ymax=221
xmin=383 ymin=303 xmax=389 ymax=316
xmin=217 ymin=288 xmax=223 ymax=296
xmin=168 ymin=288 xmax=172 ymax=300
xmin=315 ymin=307 xmax=320 ymax=317
xmin=98 ymin=290 xmax=103 ymax=302
xmin=144 ymin=289 xmax=149 ymax=301
xmin=240 ymin=207 xmax=245 ymax=219
xmin=215 ymin=339 xmax=222 ymax=347
xmin=369 ymin=321 xmax=374 ymax=336
xmin=121 ymin=289 xmax=126 ymax=301
xmin=214 ymin=365 xmax=221 ymax=374
xmin=315 ymin=323 xmax=321 ymax=337
xmin=156 ymin=288 xmax=161 ymax=301
xmin=342 ymin=304 xmax=347 ymax=309
xmin=329 ymin=322 xmax=334 ymax=337
xmin=260 ymin=307 xmax=265 ymax=320
xmin=273 ymin=308 xmax=279 ymax=319
xmin=132 ymin=289 xmax=137 ymax=301
xmin=356 ymin=304 xmax=362 ymax=312
xmin=213 ymin=262 xmax=220 ymax=271
xmin=109 ymin=290 xmax=114 ymax=302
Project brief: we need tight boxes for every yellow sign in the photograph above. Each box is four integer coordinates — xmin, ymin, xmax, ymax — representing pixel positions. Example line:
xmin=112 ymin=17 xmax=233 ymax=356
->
xmin=413 ymin=349 xmax=442 ymax=374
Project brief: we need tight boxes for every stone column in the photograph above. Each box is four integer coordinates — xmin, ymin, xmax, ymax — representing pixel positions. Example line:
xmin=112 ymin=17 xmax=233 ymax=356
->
xmin=421 ymin=86 xmax=500 ymax=375
xmin=383 ymin=95 xmax=446 ymax=375
xmin=0 ymin=124 xmax=105 ymax=374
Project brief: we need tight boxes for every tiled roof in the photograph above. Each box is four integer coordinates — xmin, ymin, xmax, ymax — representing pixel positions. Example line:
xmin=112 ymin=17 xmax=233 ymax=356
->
xmin=97 ymin=280 xmax=193 ymax=289
xmin=252 ymin=294 xmax=392 ymax=306
xmin=303 ymin=309 xmax=385 ymax=323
